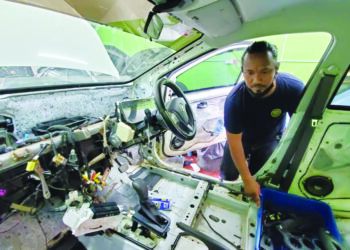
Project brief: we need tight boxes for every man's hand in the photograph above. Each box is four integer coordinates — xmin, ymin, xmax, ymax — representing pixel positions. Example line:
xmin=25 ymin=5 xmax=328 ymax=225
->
xmin=243 ymin=177 xmax=261 ymax=207
xmin=225 ymin=132 xmax=261 ymax=207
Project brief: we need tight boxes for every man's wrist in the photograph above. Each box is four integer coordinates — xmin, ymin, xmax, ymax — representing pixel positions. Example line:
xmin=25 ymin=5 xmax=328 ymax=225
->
xmin=241 ymin=174 xmax=254 ymax=184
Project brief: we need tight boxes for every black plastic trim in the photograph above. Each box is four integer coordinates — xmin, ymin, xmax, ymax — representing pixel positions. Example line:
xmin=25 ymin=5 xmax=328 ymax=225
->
xmin=272 ymin=75 xmax=336 ymax=191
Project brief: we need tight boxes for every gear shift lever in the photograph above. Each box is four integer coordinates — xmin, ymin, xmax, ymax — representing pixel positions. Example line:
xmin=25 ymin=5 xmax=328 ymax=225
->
xmin=132 ymin=179 xmax=149 ymax=203
xmin=132 ymin=179 xmax=170 ymax=238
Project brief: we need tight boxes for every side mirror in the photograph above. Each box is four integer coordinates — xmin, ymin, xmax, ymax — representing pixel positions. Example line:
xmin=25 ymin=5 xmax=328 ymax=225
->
xmin=144 ymin=12 xmax=163 ymax=40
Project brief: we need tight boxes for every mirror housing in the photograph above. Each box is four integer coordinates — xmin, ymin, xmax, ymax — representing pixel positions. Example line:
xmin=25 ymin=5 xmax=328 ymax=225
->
xmin=144 ymin=12 xmax=164 ymax=40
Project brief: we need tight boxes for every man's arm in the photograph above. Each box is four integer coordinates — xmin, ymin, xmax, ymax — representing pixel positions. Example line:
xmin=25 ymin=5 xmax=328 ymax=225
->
xmin=226 ymin=131 xmax=260 ymax=207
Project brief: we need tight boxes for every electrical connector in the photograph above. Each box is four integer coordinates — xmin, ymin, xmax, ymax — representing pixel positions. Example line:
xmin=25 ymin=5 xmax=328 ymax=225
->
xmin=53 ymin=153 xmax=67 ymax=166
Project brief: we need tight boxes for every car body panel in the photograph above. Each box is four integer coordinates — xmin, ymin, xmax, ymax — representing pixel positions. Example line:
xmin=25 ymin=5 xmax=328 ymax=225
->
xmin=288 ymin=108 xmax=350 ymax=212
xmin=1 ymin=0 xmax=350 ymax=249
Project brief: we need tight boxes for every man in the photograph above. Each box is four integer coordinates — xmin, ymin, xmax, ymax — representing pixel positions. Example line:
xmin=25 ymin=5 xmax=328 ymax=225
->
xmin=220 ymin=41 xmax=304 ymax=206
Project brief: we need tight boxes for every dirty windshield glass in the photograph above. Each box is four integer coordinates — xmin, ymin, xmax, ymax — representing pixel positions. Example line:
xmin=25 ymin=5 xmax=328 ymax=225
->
xmin=0 ymin=3 xmax=201 ymax=91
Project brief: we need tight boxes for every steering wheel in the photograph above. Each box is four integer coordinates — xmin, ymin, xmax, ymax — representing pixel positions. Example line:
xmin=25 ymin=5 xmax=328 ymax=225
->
xmin=154 ymin=78 xmax=196 ymax=141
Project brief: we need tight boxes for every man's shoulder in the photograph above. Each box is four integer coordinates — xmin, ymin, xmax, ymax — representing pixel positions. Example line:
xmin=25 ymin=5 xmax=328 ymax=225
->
xmin=277 ymin=72 xmax=304 ymax=87
xmin=225 ymin=82 xmax=245 ymax=112
xmin=227 ymin=82 xmax=245 ymax=101
xmin=276 ymin=73 xmax=304 ymax=110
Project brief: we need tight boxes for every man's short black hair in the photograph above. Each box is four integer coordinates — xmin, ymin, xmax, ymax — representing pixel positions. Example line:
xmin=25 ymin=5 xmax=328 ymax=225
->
xmin=242 ymin=41 xmax=278 ymax=67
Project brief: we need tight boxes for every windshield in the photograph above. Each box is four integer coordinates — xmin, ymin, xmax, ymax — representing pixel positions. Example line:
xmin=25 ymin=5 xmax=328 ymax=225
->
xmin=0 ymin=1 xmax=201 ymax=91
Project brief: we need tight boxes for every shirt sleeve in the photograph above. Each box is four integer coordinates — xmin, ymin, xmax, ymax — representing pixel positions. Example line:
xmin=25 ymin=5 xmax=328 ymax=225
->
xmin=224 ymin=97 xmax=243 ymax=134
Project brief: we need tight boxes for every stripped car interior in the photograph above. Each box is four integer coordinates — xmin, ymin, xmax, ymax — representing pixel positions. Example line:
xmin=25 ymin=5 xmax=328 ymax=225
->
xmin=1 ymin=0 xmax=350 ymax=249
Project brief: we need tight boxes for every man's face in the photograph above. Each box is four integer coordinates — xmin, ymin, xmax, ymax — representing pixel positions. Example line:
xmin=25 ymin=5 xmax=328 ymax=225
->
xmin=242 ymin=51 xmax=278 ymax=94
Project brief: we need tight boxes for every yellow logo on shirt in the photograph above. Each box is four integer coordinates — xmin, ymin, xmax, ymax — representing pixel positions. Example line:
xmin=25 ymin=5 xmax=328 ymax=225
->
xmin=271 ymin=108 xmax=282 ymax=118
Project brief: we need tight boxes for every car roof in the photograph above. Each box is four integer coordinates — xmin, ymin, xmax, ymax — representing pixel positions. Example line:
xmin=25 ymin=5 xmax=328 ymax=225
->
xmin=15 ymin=0 xmax=348 ymax=48
xmin=166 ymin=0 xmax=347 ymax=47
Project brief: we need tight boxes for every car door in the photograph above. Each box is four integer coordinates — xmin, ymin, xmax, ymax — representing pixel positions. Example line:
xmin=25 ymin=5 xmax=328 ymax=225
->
xmin=162 ymin=42 xmax=250 ymax=156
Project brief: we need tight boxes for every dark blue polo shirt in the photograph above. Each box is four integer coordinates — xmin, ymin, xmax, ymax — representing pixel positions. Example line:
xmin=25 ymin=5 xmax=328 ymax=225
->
xmin=224 ymin=72 xmax=304 ymax=145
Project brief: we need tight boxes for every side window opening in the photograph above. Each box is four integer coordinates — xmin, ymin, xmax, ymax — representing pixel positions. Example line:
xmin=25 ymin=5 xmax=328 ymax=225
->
xmin=251 ymin=32 xmax=331 ymax=84
xmin=176 ymin=48 xmax=245 ymax=92
xmin=175 ymin=32 xmax=331 ymax=93
xmin=330 ymin=71 xmax=350 ymax=107
xmin=170 ymin=32 xmax=332 ymax=179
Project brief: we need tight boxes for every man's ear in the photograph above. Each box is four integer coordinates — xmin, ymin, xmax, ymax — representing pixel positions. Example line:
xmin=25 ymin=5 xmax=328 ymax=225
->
xmin=275 ymin=61 xmax=280 ymax=70
xmin=274 ymin=65 xmax=279 ymax=78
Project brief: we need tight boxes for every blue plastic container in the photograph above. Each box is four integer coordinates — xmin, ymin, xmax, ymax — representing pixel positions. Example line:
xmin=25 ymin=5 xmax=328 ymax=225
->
xmin=255 ymin=188 xmax=342 ymax=250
